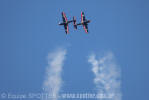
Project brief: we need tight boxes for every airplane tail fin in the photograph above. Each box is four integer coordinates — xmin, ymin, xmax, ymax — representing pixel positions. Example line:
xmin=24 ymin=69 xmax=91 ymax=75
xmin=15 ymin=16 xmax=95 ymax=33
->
xmin=73 ymin=16 xmax=77 ymax=29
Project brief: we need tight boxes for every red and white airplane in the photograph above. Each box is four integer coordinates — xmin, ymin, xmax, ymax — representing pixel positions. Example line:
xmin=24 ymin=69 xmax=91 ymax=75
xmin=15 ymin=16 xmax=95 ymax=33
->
xmin=59 ymin=12 xmax=74 ymax=34
xmin=74 ymin=12 xmax=91 ymax=33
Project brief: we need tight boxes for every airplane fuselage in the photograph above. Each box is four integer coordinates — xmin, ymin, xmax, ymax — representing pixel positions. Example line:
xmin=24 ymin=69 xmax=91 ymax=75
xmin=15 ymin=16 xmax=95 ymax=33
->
xmin=59 ymin=20 xmax=73 ymax=25
xmin=81 ymin=20 xmax=90 ymax=24
xmin=59 ymin=22 xmax=68 ymax=25
xmin=77 ymin=20 xmax=90 ymax=25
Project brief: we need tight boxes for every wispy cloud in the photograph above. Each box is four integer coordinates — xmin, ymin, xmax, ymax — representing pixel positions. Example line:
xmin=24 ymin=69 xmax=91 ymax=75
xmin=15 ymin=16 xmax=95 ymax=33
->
xmin=88 ymin=52 xmax=121 ymax=100
xmin=43 ymin=48 xmax=67 ymax=100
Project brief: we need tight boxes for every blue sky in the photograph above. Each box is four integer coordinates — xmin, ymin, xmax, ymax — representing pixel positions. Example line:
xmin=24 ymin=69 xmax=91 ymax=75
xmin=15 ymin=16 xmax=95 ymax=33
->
xmin=0 ymin=0 xmax=149 ymax=100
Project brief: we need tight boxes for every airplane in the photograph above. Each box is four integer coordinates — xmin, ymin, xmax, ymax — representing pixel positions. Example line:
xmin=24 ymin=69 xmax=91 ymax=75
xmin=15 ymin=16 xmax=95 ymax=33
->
xmin=59 ymin=12 xmax=74 ymax=34
xmin=74 ymin=12 xmax=91 ymax=33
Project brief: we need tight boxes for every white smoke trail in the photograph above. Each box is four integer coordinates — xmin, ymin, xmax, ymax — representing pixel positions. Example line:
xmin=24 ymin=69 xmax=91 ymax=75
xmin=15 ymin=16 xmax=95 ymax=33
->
xmin=88 ymin=52 xmax=121 ymax=100
xmin=43 ymin=48 xmax=67 ymax=100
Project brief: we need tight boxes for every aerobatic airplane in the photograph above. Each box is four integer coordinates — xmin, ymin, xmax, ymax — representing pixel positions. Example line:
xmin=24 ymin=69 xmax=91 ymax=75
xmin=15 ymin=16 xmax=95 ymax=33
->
xmin=59 ymin=12 xmax=74 ymax=34
xmin=59 ymin=12 xmax=90 ymax=34
xmin=74 ymin=12 xmax=91 ymax=33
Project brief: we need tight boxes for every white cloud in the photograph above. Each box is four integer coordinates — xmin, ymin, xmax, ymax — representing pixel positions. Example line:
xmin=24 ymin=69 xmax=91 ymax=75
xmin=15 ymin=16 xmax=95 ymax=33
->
xmin=88 ymin=52 xmax=122 ymax=100
xmin=43 ymin=48 xmax=67 ymax=100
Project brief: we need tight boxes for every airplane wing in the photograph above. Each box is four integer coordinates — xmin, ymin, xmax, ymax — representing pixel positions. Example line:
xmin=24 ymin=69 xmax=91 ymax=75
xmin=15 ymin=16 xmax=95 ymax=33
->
xmin=62 ymin=12 xmax=68 ymax=23
xmin=61 ymin=12 xmax=69 ymax=34
xmin=83 ymin=24 xmax=88 ymax=33
xmin=81 ymin=12 xmax=86 ymax=23
xmin=64 ymin=24 xmax=69 ymax=34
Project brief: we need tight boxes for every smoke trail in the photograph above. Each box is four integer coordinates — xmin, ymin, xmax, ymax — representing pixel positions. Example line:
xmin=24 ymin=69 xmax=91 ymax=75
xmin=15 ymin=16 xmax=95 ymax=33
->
xmin=88 ymin=52 xmax=121 ymax=100
xmin=43 ymin=48 xmax=67 ymax=100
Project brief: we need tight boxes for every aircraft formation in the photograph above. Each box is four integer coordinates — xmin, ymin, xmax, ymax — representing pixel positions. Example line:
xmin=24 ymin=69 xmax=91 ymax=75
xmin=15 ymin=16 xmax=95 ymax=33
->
xmin=59 ymin=12 xmax=91 ymax=34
